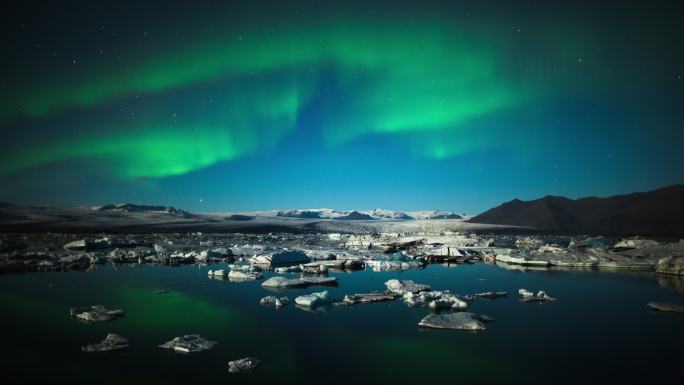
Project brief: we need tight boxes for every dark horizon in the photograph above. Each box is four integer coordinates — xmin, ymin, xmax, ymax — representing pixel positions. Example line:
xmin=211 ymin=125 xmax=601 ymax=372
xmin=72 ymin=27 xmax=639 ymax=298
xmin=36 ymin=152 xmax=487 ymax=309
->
xmin=1 ymin=183 xmax=683 ymax=218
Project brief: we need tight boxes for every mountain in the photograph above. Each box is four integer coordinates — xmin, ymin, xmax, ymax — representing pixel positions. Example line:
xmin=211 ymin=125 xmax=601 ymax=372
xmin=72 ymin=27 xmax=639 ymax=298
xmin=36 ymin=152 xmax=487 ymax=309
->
xmin=0 ymin=204 xmax=482 ymax=234
xmin=368 ymin=208 xmax=414 ymax=220
xmin=276 ymin=209 xmax=347 ymax=219
xmin=0 ymin=203 xmax=207 ymax=233
xmin=273 ymin=208 xmax=463 ymax=220
xmin=225 ymin=214 xmax=255 ymax=221
xmin=468 ymin=185 xmax=684 ymax=236
xmin=0 ymin=203 xmax=471 ymax=233
xmin=410 ymin=211 xmax=464 ymax=220
xmin=98 ymin=203 xmax=195 ymax=217
xmin=333 ymin=211 xmax=374 ymax=220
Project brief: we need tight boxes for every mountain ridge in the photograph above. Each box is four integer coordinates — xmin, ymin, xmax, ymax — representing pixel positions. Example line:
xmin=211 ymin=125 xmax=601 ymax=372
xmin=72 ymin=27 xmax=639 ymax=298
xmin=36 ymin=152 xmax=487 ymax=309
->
xmin=468 ymin=185 xmax=684 ymax=236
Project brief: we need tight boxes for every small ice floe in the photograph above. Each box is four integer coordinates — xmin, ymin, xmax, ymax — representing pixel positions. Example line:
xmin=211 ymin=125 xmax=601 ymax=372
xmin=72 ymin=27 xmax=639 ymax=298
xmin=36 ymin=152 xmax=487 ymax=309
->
xmin=207 ymin=269 xmax=227 ymax=279
xmin=496 ymin=254 xmax=550 ymax=267
xmin=260 ymin=296 xmax=290 ymax=308
xmin=301 ymin=260 xmax=366 ymax=272
xmin=518 ymin=288 xmax=556 ymax=302
xmin=474 ymin=291 xmax=508 ymax=299
xmin=655 ymin=256 xmax=684 ymax=275
xmin=427 ymin=293 xmax=469 ymax=310
xmin=418 ymin=312 xmax=494 ymax=331
xmin=384 ymin=279 xmax=430 ymax=295
xmin=343 ymin=291 xmax=398 ymax=305
xmin=366 ymin=260 xmax=424 ymax=272
xmin=274 ymin=266 xmax=302 ymax=274
xmin=228 ymin=270 xmax=263 ymax=281
xmin=251 ymin=249 xmax=310 ymax=266
xmin=69 ymin=305 xmax=124 ymax=323
xmin=294 ymin=290 xmax=336 ymax=307
xmin=402 ymin=290 xmax=468 ymax=310
xmin=228 ymin=357 xmax=262 ymax=373
xmin=82 ymin=333 xmax=129 ymax=352
xmin=158 ymin=334 xmax=217 ymax=353
xmin=261 ymin=276 xmax=337 ymax=289
xmin=646 ymin=302 xmax=684 ymax=313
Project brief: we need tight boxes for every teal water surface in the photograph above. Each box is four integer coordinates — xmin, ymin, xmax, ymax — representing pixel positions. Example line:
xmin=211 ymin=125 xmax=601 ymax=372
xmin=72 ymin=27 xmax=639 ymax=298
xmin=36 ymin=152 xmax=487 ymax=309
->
xmin=1 ymin=263 xmax=682 ymax=384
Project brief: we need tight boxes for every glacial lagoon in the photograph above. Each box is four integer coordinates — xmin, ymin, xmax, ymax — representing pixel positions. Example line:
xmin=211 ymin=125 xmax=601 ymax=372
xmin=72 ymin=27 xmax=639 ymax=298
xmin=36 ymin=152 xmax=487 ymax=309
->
xmin=1 ymin=262 xmax=682 ymax=384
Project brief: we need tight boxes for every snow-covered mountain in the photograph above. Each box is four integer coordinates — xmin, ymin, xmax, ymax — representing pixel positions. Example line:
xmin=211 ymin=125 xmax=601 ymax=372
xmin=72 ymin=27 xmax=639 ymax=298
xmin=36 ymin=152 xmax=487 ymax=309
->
xmin=367 ymin=208 xmax=414 ymax=220
xmin=275 ymin=209 xmax=349 ymax=219
xmin=273 ymin=208 xmax=464 ymax=220
xmin=0 ymin=203 xmax=473 ymax=234
xmin=409 ymin=210 xmax=464 ymax=220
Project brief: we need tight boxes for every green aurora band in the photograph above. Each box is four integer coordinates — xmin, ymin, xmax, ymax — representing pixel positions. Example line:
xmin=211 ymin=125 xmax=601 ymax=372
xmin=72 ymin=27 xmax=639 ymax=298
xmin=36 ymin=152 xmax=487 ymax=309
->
xmin=1 ymin=18 xmax=585 ymax=179
xmin=2 ymin=74 xmax=310 ymax=178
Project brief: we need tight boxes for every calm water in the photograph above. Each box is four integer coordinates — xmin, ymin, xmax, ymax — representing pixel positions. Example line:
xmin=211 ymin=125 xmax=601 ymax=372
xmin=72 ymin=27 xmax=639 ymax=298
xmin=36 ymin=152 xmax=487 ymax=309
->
xmin=1 ymin=263 xmax=682 ymax=384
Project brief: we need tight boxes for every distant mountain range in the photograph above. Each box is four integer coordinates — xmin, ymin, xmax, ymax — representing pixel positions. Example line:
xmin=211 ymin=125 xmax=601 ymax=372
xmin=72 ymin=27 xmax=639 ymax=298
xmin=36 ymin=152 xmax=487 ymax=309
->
xmin=468 ymin=185 xmax=684 ymax=236
xmin=275 ymin=208 xmax=463 ymax=220
xmin=0 ymin=203 xmax=467 ymax=233
xmin=0 ymin=202 xmax=470 ymax=234
xmin=2 ymin=185 xmax=682 ymax=235
xmin=98 ymin=203 xmax=195 ymax=218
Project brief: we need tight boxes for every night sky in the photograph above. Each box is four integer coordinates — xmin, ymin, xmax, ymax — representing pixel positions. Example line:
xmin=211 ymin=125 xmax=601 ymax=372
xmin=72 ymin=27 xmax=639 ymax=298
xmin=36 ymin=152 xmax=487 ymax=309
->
xmin=1 ymin=0 xmax=682 ymax=213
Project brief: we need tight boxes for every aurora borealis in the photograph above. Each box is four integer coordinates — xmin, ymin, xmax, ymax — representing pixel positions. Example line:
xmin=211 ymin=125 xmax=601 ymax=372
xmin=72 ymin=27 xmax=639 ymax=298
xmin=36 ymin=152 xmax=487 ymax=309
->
xmin=1 ymin=0 xmax=682 ymax=212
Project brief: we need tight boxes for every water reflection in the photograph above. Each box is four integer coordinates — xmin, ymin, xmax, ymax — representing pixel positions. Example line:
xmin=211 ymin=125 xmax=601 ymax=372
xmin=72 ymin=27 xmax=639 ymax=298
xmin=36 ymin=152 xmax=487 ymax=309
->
xmin=0 ymin=263 xmax=682 ymax=385
xmin=658 ymin=274 xmax=684 ymax=294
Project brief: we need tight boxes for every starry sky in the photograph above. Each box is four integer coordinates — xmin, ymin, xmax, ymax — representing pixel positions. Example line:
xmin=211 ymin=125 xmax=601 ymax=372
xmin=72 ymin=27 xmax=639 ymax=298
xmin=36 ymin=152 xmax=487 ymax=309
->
xmin=1 ymin=0 xmax=682 ymax=213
